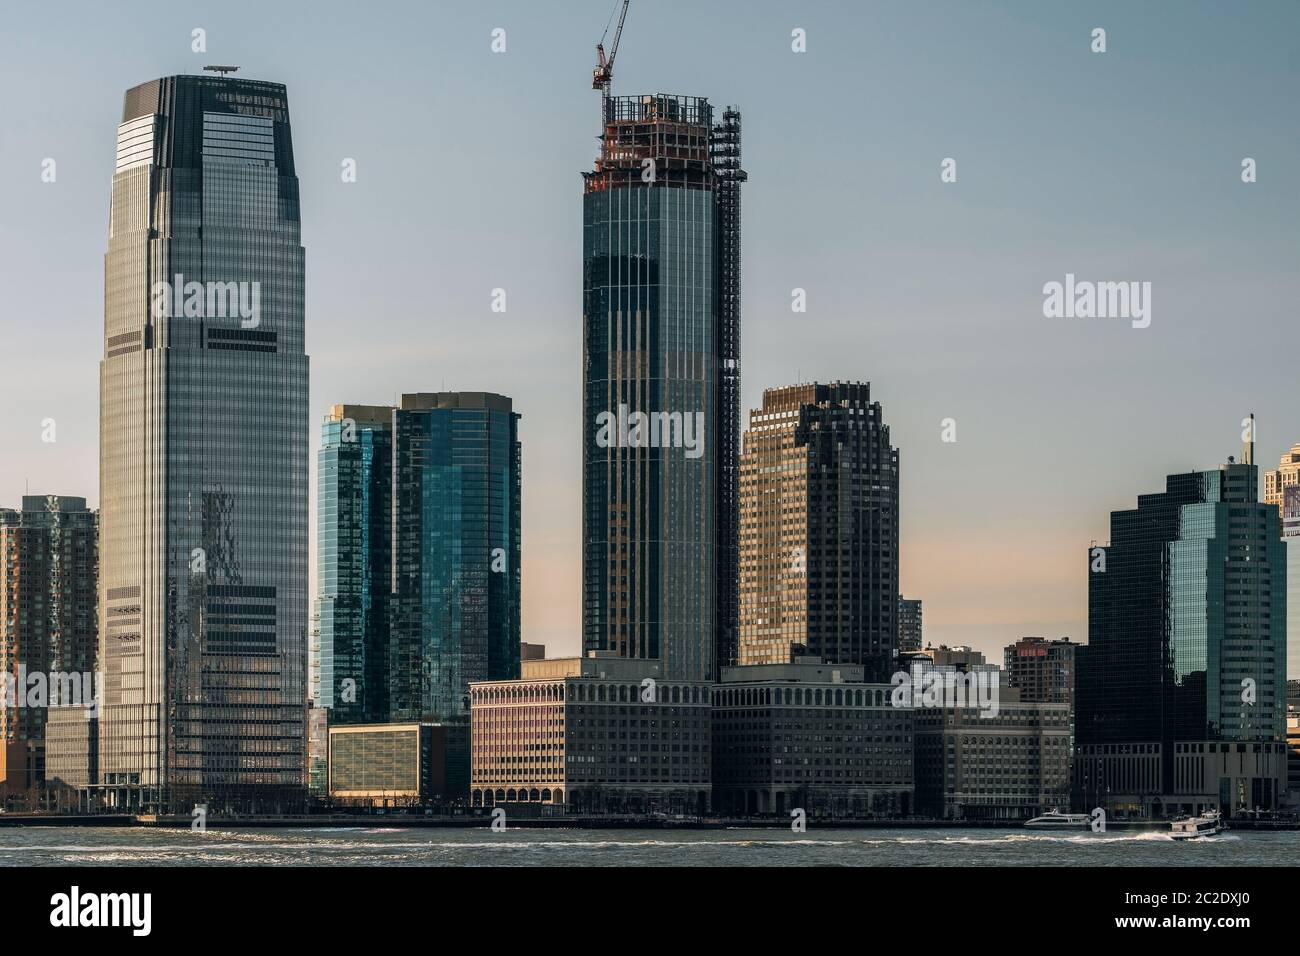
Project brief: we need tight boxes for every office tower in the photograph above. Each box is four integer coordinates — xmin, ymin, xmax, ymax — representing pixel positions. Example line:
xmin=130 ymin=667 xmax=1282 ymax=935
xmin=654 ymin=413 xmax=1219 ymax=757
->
xmin=99 ymin=75 xmax=308 ymax=811
xmin=1004 ymin=636 xmax=1077 ymax=707
xmin=736 ymin=383 xmax=900 ymax=679
xmin=582 ymin=94 xmax=745 ymax=682
xmin=1264 ymin=445 xmax=1300 ymax=681
xmin=1076 ymin=442 xmax=1288 ymax=817
xmin=390 ymin=392 xmax=521 ymax=720
xmin=899 ymin=598 xmax=923 ymax=653
xmin=315 ymin=405 xmax=393 ymax=723
xmin=0 ymin=496 xmax=97 ymax=804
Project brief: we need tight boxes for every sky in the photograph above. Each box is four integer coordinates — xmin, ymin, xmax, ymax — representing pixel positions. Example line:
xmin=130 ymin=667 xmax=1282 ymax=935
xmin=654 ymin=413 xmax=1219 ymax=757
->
xmin=1 ymin=0 xmax=1297 ymax=664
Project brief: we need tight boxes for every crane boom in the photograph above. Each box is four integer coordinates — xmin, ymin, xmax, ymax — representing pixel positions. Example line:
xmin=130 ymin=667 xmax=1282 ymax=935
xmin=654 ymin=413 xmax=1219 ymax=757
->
xmin=593 ymin=0 xmax=630 ymax=93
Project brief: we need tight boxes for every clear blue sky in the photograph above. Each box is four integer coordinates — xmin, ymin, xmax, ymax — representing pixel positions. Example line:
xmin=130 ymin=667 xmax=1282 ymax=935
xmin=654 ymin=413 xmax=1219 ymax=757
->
xmin=2 ymin=0 xmax=1297 ymax=661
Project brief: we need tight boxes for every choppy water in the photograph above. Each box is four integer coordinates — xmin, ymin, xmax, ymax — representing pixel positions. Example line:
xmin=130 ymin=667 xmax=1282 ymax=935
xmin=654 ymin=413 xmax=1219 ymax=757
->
xmin=2 ymin=826 xmax=1297 ymax=866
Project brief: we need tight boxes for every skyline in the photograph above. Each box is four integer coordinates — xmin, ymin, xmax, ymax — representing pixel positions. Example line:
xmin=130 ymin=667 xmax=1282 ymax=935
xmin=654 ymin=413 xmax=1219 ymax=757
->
xmin=4 ymin=0 xmax=1300 ymax=665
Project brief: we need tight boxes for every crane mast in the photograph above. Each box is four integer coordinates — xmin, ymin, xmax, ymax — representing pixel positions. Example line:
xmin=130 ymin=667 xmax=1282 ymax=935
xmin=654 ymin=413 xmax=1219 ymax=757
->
xmin=592 ymin=0 xmax=630 ymax=106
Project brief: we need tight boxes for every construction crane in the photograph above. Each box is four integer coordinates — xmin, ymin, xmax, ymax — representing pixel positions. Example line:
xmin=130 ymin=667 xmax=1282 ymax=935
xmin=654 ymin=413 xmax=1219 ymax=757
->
xmin=592 ymin=0 xmax=630 ymax=96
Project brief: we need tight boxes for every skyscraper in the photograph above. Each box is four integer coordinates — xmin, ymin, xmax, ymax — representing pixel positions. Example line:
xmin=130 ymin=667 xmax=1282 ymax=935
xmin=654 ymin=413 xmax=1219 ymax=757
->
xmin=899 ymin=598 xmax=923 ymax=653
xmin=1076 ymin=443 xmax=1288 ymax=816
xmin=582 ymin=94 xmax=744 ymax=682
xmin=0 ymin=496 xmax=97 ymax=804
xmin=315 ymin=394 xmax=522 ymax=729
xmin=389 ymin=393 xmax=521 ymax=720
xmin=315 ymin=405 xmax=393 ymax=723
xmin=737 ymin=383 xmax=900 ymax=678
xmin=98 ymin=74 xmax=308 ymax=811
xmin=1264 ymin=443 xmax=1300 ymax=681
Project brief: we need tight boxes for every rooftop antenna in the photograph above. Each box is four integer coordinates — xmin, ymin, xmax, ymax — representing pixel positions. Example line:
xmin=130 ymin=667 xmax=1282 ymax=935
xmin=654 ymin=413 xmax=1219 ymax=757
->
xmin=1244 ymin=412 xmax=1255 ymax=466
xmin=204 ymin=65 xmax=240 ymax=77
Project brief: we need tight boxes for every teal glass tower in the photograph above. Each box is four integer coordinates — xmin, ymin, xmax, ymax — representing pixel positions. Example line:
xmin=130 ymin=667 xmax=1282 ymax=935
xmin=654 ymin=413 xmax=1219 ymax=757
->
xmin=389 ymin=393 xmax=521 ymax=720
xmin=315 ymin=405 xmax=393 ymax=723
xmin=1077 ymin=437 xmax=1288 ymax=816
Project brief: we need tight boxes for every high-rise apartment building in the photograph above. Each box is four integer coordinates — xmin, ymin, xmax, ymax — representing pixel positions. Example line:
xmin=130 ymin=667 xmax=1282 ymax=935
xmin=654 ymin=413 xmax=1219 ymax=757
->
xmin=315 ymin=404 xmax=393 ymax=723
xmin=899 ymin=598 xmax=922 ymax=653
xmin=0 ymin=496 xmax=98 ymax=804
xmin=582 ymin=94 xmax=745 ymax=682
xmin=1077 ymin=444 xmax=1288 ymax=818
xmin=737 ymin=383 xmax=900 ymax=678
xmin=1004 ymin=636 xmax=1076 ymax=708
xmin=98 ymin=75 xmax=308 ymax=811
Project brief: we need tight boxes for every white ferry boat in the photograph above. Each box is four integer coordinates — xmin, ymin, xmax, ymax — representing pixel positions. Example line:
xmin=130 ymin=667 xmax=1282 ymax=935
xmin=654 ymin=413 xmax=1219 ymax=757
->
xmin=1170 ymin=809 xmax=1223 ymax=840
xmin=1024 ymin=809 xmax=1092 ymax=830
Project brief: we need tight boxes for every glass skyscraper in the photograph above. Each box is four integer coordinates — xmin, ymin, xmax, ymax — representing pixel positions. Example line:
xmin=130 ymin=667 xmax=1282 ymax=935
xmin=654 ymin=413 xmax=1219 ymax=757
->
xmin=98 ymin=75 xmax=307 ymax=811
xmin=582 ymin=94 xmax=745 ymax=682
xmin=1077 ymin=453 xmax=1288 ymax=816
xmin=315 ymin=405 xmax=393 ymax=723
xmin=315 ymin=394 xmax=521 ymax=729
xmin=388 ymin=393 xmax=521 ymax=721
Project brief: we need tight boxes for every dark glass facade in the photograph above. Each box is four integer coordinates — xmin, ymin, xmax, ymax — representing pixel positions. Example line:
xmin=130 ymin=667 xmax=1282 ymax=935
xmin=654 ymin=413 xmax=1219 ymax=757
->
xmin=315 ymin=405 xmax=392 ymax=723
xmin=1078 ymin=461 xmax=1287 ymax=809
xmin=98 ymin=75 xmax=307 ymax=810
xmin=711 ymin=109 xmax=746 ymax=678
xmin=582 ymin=94 xmax=744 ymax=682
xmin=390 ymin=393 xmax=521 ymax=720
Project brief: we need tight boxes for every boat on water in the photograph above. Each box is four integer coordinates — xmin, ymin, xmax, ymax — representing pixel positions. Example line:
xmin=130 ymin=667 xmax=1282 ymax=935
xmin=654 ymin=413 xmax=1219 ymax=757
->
xmin=1024 ymin=809 xmax=1092 ymax=830
xmin=1170 ymin=809 xmax=1223 ymax=840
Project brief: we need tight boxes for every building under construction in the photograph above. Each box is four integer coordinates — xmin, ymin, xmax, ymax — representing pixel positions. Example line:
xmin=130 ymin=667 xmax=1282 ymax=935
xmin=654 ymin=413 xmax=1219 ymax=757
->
xmin=581 ymin=90 xmax=746 ymax=681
